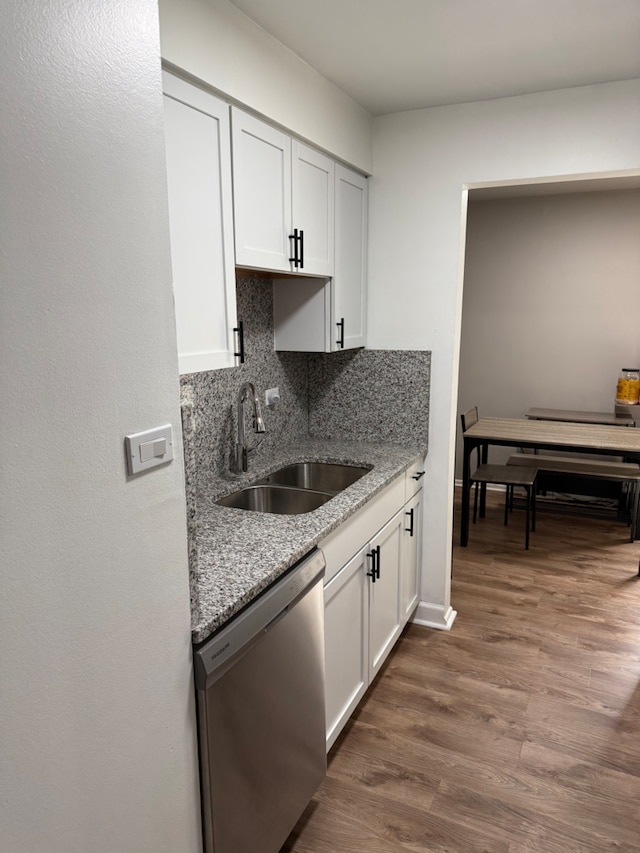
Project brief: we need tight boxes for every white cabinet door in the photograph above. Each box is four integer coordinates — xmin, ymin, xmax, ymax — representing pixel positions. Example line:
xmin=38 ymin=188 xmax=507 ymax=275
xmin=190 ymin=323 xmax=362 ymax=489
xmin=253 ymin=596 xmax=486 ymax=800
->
xmin=368 ymin=509 xmax=403 ymax=681
xmin=291 ymin=141 xmax=334 ymax=277
xmin=273 ymin=163 xmax=368 ymax=352
xmin=401 ymin=491 xmax=422 ymax=622
xmin=321 ymin=473 xmax=422 ymax=750
xmin=231 ymin=109 xmax=292 ymax=273
xmin=324 ymin=547 xmax=369 ymax=751
xmin=162 ymin=72 xmax=237 ymax=373
xmin=232 ymin=111 xmax=334 ymax=277
xmin=333 ymin=165 xmax=367 ymax=351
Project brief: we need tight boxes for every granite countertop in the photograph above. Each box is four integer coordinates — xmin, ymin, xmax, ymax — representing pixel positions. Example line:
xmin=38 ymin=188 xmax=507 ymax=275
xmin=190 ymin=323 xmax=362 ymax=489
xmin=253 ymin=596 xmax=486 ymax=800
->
xmin=190 ymin=438 xmax=425 ymax=644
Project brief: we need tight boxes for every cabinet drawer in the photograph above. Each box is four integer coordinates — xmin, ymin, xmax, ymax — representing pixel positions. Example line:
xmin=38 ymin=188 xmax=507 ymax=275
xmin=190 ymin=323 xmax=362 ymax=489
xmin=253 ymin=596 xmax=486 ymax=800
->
xmin=320 ymin=475 xmax=404 ymax=585
xmin=405 ymin=456 xmax=426 ymax=500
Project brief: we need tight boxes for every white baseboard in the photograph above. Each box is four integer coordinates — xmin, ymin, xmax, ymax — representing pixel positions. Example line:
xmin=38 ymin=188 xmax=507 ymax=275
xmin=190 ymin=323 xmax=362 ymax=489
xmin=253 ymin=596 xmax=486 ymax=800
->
xmin=411 ymin=601 xmax=457 ymax=630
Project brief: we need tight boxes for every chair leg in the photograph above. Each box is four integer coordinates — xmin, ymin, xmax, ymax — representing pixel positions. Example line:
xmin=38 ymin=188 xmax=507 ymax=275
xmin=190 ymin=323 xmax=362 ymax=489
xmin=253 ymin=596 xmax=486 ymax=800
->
xmin=531 ymin=483 xmax=536 ymax=533
xmin=525 ymin=485 xmax=530 ymax=550
xmin=630 ymin=481 xmax=640 ymax=543
xmin=479 ymin=482 xmax=487 ymax=519
xmin=472 ymin=483 xmax=479 ymax=523
xmin=503 ymin=486 xmax=509 ymax=526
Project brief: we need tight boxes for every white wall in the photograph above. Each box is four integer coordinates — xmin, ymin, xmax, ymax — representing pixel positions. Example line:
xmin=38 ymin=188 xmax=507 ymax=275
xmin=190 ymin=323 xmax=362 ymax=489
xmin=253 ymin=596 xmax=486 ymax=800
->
xmin=457 ymin=189 xmax=640 ymax=474
xmin=368 ymin=79 xmax=640 ymax=628
xmin=159 ymin=0 xmax=373 ymax=173
xmin=0 ymin=3 xmax=201 ymax=853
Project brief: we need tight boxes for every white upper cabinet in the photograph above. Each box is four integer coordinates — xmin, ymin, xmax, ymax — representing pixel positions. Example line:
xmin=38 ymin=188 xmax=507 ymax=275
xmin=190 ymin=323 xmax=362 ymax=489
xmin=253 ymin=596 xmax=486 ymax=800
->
xmin=230 ymin=110 xmax=292 ymax=273
xmin=272 ymin=162 xmax=368 ymax=353
xmin=162 ymin=71 xmax=238 ymax=373
xmin=333 ymin=165 xmax=368 ymax=351
xmin=232 ymin=108 xmax=334 ymax=277
xmin=291 ymin=141 xmax=334 ymax=276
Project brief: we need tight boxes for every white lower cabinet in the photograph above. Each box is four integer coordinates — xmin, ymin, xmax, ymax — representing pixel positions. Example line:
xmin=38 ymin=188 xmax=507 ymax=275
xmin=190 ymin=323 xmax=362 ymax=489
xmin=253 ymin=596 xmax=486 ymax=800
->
xmin=323 ymin=547 xmax=369 ymax=749
xmin=401 ymin=490 xmax=422 ymax=622
xmin=322 ymin=469 xmax=424 ymax=750
xmin=368 ymin=510 xmax=404 ymax=680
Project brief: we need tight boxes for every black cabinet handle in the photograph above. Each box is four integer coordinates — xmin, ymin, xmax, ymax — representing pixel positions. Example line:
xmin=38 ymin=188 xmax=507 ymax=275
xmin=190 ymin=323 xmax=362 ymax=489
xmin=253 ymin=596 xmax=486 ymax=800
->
xmin=288 ymin=229 xmax=304 ymax=269
xmin=405 ymin=508 xmax=414 ymax=536
xmin=233 ymin=320 xmax=245 ymax=364
xmin=366 ymin=550 xmax=377 ymax=583
xmin=412 ymin=470 xmax=425 ymax=481
xmin=366 ymin=547 xmax=381 ymax=582
xmin=336 ymin=317 xmax=345 ymax=349
xmin=289 ymin=228 xmax=300 ymax=268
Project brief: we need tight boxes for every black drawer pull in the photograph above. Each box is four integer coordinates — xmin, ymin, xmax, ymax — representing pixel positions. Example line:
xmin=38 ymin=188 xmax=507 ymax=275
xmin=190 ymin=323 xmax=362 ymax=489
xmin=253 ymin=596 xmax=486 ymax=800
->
xmin=233 ymin=320 xmax=245 ymax=364
xmin=336 ymin=317 xmax=345 ymax=349
xmin=366 ymin=550 xmax=377 ymax=583
xmin=412 ymin=470 xmax=425 ymax=481
xmin=405 ymin=508 xmax=414 ymax=537
xmin=289 ymin=228 xmax=300 ymax=268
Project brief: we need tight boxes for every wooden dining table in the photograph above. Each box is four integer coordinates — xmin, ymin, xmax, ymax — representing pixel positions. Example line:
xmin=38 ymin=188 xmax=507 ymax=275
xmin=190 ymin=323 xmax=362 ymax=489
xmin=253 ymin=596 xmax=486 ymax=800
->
xmin=526 ymin=406 xmax=635 ymax=426
xmin=460 ymin=417 xmax=640 ymax=547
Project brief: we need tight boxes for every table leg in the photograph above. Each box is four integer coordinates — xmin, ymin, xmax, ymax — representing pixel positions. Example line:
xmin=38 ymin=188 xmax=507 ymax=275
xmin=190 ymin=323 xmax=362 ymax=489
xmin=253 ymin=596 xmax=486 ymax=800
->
xmin=480 ymin=442 xmax=488 ymax=518
xmin=461 ymin=438 xmax=471 ymax=547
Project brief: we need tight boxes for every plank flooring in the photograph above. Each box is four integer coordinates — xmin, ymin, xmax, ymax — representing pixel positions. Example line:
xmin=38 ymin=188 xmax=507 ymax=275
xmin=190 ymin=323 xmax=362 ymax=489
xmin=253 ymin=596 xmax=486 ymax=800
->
xmin=282 ymin=489 xmax=640 ymax=852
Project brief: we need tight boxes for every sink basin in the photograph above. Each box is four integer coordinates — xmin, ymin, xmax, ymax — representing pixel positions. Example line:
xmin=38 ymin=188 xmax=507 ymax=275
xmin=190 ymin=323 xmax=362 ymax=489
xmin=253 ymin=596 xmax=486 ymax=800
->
xmin=216 ymin=484 xmax=332 ymax=515
xmin=258 ymin=462 xmax=370 ymax=494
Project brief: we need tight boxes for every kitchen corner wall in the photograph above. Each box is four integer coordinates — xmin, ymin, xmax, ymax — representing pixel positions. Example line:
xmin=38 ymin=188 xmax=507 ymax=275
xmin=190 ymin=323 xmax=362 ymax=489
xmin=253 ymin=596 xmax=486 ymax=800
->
xmin=180 ymin=273 xmax=431 ymax=495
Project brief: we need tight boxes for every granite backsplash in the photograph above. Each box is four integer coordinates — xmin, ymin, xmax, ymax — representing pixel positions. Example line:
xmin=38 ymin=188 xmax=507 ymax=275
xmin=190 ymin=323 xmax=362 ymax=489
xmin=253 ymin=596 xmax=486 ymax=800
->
xmin=180 ymin=273 xmax=431 ymax=493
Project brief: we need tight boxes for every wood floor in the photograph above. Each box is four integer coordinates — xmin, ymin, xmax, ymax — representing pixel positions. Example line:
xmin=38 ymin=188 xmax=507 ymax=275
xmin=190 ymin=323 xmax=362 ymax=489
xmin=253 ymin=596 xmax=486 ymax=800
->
xmin=282 ymin=489 xmax=640 ymax=852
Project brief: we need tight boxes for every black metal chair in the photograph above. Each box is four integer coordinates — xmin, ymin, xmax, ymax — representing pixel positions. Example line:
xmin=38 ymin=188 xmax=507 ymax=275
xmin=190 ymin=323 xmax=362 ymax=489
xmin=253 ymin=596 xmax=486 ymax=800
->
xmin=461 ymin=406 xmax=538 ymax=550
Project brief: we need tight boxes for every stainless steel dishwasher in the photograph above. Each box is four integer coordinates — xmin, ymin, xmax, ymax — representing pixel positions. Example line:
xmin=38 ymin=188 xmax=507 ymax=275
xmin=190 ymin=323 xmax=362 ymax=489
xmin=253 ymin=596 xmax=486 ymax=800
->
xmin=193 ymin=549 xmax=326 ymax=853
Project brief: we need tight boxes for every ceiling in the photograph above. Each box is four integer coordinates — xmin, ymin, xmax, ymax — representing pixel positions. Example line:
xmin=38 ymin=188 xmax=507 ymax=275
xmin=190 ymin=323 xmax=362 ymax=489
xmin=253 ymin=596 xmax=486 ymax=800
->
xmin=228 ymin=0 xmax=640 ymax=116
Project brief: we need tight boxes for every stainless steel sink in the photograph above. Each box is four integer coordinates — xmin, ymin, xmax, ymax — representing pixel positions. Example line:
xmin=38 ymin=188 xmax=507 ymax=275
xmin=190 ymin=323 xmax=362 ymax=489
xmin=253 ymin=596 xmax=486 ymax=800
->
xmin=258 ymin=462 xmax=370 ymax=494
xmin=216 ymin=484 xmax=332 ymax=514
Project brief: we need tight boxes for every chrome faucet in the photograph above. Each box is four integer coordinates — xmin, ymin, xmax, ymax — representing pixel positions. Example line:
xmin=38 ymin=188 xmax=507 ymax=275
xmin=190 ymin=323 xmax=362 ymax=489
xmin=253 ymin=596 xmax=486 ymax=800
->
xmin=236 ymin=382 xmax=265 ymax=472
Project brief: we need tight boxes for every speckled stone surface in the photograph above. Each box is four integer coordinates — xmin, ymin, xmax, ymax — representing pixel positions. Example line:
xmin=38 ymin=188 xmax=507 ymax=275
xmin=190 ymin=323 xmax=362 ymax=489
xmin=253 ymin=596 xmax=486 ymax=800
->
xmin=179 ymin=391 xmax=200 ymax=622
xmin=180 ymin=274 xmax=432 ymax=643
xmin=309 ymin=349 xmax=431 ymax=445
xmin=190 ymin=439 xmax=424 ymax=643
xmin=180 ymin=275 xmax=309 ymax=490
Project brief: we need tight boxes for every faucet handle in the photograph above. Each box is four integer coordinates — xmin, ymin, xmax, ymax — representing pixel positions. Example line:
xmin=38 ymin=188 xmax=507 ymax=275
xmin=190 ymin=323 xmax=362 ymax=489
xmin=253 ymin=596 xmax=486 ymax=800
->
xmin=254 ymin=401 xmax=266 ymax=434
xmin=249 ymin=385 xmax=266 ymax=433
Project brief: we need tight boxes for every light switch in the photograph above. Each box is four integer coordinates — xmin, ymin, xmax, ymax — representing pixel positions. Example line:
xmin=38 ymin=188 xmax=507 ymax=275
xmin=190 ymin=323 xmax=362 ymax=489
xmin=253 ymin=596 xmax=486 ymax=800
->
xmin=140 ymin=437 xmax=167 ymax=463
xmin=125 ymin=424 xmax=174 ymax=476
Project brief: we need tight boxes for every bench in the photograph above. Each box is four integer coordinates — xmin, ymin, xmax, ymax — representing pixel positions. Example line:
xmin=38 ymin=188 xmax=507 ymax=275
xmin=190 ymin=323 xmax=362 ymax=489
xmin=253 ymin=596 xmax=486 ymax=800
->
xmin=507 ymin=453 xmax=640 ymax=541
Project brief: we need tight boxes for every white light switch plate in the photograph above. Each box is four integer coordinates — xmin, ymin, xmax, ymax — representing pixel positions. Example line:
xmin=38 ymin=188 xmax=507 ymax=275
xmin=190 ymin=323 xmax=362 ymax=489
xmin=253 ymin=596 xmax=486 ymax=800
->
xmin=125 ymin=424 xmax=174 ymax=476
